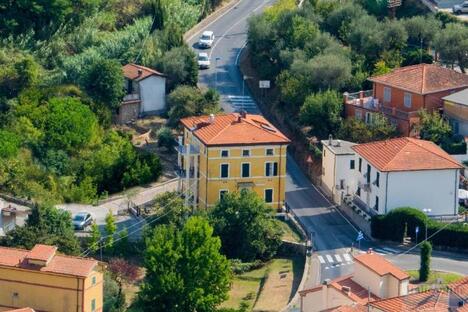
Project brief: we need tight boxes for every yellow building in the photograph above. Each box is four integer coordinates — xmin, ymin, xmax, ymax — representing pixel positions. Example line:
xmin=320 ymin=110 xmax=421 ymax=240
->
xmin=0 ymin=244 xmax=103 ymax=312
xmin=178 ymin=112 xmax=290 ymax=209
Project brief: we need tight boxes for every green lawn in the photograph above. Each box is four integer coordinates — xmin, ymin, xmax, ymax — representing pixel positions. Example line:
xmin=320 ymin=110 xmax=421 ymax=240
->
xmin=278 ymin=218 xmax=305 ymax=243
xmin=220 ymin=256 xmax=305 ymax=311
xmin=407 ymin=270 xmax=464 ymax=284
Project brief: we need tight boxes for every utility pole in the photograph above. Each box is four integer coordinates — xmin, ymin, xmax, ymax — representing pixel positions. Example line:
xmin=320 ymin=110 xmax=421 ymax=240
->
xmin=423 ymin=208 xmax=432 ymax=241
xmin=215 ymin=57 xmax=221 ymax=90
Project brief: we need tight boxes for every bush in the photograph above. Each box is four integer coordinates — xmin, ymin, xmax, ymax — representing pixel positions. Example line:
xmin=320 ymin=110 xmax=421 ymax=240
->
xmin=419 ymin=241 xmax=432 ymax=282
xmin=371 ymin=207 xmax=427 ymax=242
xmin=230 ymin=259 xmax=264 ymax=274
xmin=156 ymin=127 xmax=175 ymax=149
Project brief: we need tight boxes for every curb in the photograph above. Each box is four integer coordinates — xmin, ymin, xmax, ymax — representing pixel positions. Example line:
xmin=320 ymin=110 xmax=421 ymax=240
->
xmin=183 ymin=0 xmax=242 ymax=42
xmin=281 ymin=255 xmax=312 ymax=312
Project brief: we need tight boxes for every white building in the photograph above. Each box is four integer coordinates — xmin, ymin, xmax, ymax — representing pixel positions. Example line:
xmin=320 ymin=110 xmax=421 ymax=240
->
xmin=321 ymin=138 xmax=356 ymax=203
xmin=322 ymin=137 xmax=462 ymax=216
xmin=118 ymin=63 xmax=166 ymax=123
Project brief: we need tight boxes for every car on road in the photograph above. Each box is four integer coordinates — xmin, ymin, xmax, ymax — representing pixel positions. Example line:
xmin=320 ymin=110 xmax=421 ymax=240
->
xmin=72 ymin=212 xmax=93 ymax=230
xmin=198 ymin=31 xmax=214 ymax=48
xmin=453 ymin=1 xmax=468 ymax=14
xmin=197 ymin=53 xmax=211 ymax=69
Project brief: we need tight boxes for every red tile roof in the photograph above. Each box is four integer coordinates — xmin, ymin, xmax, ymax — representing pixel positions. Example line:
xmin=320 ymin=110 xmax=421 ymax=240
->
xmin=325 ymin=304 xmax=367 ymax=312
xmin=27 ymin=244 xmax=57 ymax=262
xmin=180 ymin=113 xmax=290 ymax=146
xmin=353 ymin=251 xmax=410 ymax=281
xmin=369 ymin=64 xmax=468 ymax=95
xmin=449 ymin=276 xmax=468 ymax=301
xmin=6 ymin=308 xmax=35 ymax=312
xmin=123 ymin=63 xmax=165 ymax=81
xmin=0 ymin=245 xmax=98 ymax=278
xmin=369 ymin=290 xmax=453 ymax=311
xmin=352 ymin=137 xmax=462 ymax=172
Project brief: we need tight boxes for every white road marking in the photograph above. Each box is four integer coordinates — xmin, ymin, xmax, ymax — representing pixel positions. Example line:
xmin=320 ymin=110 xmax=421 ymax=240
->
xmin=382 ymin=247 xmax=399 ymax=254
xmin=374 ymin=248 xmax=387 ymax=255
xmin=335 ymin=254 xmax=343 ymax=262
xmin=326 ymin=254 xmax=334 ymax=263
xmin=343 ymin=254 xmax=352 ymax=262
xmin=318 ymin=255 xmax=325 ymax=264
xmin=325 ymin=266 xmax=330 ymax=270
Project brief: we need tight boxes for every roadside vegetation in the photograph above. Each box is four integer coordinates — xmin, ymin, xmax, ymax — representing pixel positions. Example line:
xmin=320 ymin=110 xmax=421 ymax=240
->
xmin=407 ymin=270 xmax=464 ymax=285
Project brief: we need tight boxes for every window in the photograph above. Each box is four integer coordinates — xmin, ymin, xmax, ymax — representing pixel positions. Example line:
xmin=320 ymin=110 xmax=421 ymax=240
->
xmin=91 ymin=299 xmax=96 ymax=312
xmin=375 ymin=196 xmax=379 ymax=212
xmin=265 ymin=162 xmax=278 ymax=177
xmin=339 ymin=179 xmax=345 ymax=190
xmin=366 ymin=164 xmax=371 ymax=183
xmin=92 ymin=276 xmax=96 ymax=285
xmin=356 ymin=187 xmax=361 ymax=196
xmin=219 ymin=190 xmax=228 ymax=200
xmin=241 ymin=163 xmax=250 ymax=178
xmin=221 ymin=150 xmax=229 ymax=157
xmin=404 ymin=92 xmax=412 ymax=108
xmin=220 ymin=164 xmax=229 ymax=178
xmin=355 ymin=110 xmax=362 ymax=120
xmin=242 ymin=149 xmax=250 ymax=157
xmin=383 ymin=87 xmax=391 ymax=102
xmin=266 ymin=148 xmax=274 ymax=156
xmin=376 ymin=172 xmax=380 ymax=187
xmin=350 ymin=160 xmax=355 ymax=170
xmin=264 ymin=189 xmax=273 ymax=203
xmin=358 ymin=158 xmax=362 ymax=172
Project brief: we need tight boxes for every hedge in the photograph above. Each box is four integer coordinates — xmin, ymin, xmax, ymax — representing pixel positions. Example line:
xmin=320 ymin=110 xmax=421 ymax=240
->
xmin=371 ymin=207 xmax=468 ymax=250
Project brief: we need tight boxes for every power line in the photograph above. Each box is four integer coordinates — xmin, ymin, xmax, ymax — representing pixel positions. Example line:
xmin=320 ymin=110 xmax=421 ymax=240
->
xmin=133 ymin=9 xmax=159 ymax=64
xmin=80 ymin=180 xmax=194 ymax=257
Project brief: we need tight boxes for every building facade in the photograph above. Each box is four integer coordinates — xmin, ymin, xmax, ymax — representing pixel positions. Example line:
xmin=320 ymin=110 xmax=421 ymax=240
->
xmin=118 ymin=63 xmax=166 ymax=123
xmin=178 ymin=113 xmax=290 ymax=209
xmin=344 ymin=64 xmax=468 ymax=136
xmin=0 ymin=244 xmax=103 ymax=312
xmin=443 ymin=88 xmax=468 ymax=136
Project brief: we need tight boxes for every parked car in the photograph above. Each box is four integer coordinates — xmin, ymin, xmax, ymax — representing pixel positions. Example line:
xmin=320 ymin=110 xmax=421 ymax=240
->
xmin=72 ymin=212 xmax=93 ymax=230
xmin=453 ymin=1 xmax=468 ymax=14
xmin=198 ymin=53 xmax=211 ymax=69
xmin=198 ymin=31 xmax=214 ymax=48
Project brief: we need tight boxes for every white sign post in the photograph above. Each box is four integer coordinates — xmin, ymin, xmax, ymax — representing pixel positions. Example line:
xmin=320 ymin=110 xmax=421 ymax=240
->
xmin=259 ymin=80 xmax=271 ymax=89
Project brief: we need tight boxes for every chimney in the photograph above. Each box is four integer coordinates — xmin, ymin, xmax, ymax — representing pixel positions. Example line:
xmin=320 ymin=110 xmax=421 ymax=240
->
xmin=322 ymin=279 xmax=331 ymax=285
xmin=137 ymin=69 xmax=143 ymax=77
xmin=209 ymin=114 xmax=215 ymax=124
xmin=240 ymin=110 xmax=247 ymax=119
xmin=342 ymin=286 xmax=351 ymax=295
xmin=328 ymin=134 xmax=332 ymax=145
xmin=336 ymin=140 xmax=341 ymax=147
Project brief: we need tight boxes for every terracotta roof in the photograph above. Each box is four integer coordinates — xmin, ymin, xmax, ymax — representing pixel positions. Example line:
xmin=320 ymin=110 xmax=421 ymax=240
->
xmin=123 ymin=63 xmax=165 ymax=81
xmin=180 ymin=113 xmax=290 ymax=146
xmin=6 ymin=308 xmax=35 ymax=312
xmin=352 ymin=137 xmax=463 ymax=172
xmin=324 ymin=304 xmax=367 ymax=312
xmin=0 ymin=245 xmax=98 ymax=278
xmin=449 ymin=276 xmax=468 ymax=301
xmin=369 ymin=290 xmax=454 ymax=311
xmin=299 ymin=275 xmax=379 ymax=305
xmin=353 ymin=251 xmax=410 ymax=281
xmin=27 ymin=244 xmax=57 ymax=262
xmin=369 ymin=64 xmax=468 ymax=95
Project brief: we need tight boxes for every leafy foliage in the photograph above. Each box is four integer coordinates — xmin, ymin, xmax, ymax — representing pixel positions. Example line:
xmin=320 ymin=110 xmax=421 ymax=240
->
xmin=417 ymin=110 xmax=452 ymax=144
xmin=210 ymin=190 xmax=283 ymax=262
xmin=0 ymin=130 xmax=20 ymax=158
xmin=337 ymin=114 xmax=398 ymax=143
xmin=138 ymin=216 xmax=231 ymax=312
xmin=419 ymin=241 xmax=432 ymax=282
xmin=300 ymin=90 xmax=342 ymax=138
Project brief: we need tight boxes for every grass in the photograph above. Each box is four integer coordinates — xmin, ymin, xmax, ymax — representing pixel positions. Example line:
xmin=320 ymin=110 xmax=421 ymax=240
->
xmin=220 ymin=256 xmax=305 ymax=311
xmin=278 ymin=218 xmax=305 ymax=243
xmin=407 ymin=270 xmax=464 ymax=285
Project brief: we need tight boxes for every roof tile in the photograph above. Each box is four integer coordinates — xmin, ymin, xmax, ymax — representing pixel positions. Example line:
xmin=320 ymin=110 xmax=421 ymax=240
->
xmin=353 ymin=251 xmax=410 ymax=280
xmin=369 ymin=64 xmax=468 ymax=95
xmin=180 ymin=113 xmax=290 ymax=146
xmin=352 ymin=137 xmax=462 ymax=172
xmin=369 ymin=290 xmax=453 ymax=311
xmin=449 ymin=276 xmax=468 ymax=301
xmin=123 ymin=63 xmax=165 ymax=80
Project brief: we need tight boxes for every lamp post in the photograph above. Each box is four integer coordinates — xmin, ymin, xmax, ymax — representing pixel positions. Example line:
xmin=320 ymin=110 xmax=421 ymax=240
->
xmin=215 ymin=57 xmax=221 ymax=90
xmin=423 ymin=208 xmax=432 ymax=241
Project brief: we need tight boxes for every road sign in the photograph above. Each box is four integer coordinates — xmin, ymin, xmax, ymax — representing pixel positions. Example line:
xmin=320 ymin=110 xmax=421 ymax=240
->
xmin=259 ymin=80 xmax=270 ymax=89
xmin=415 ymin=226 xmax=419 ymax=234
xmin=387 ymin=0 xmax=402 ymax=8
xmin=356 ymin=231 xmax=364 ymax=241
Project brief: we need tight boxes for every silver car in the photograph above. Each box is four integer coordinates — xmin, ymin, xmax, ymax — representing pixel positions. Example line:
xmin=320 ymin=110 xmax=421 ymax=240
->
xmin=453 ymin=1 xmax=468 ymax=14
xmin=72 ymin=212 xmax=93 ymax=230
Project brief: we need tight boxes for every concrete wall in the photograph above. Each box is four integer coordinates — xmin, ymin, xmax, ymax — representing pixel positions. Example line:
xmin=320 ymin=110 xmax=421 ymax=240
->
xmin=321 ymin=145 xmax=336 ymax=195
xmin=300 ymin=286 xmax=353 ymax=312
xmin=139 ymin=75 xmax=166 ymax=113
xmin=353 ymin=262 xmax=384 ymax=298
xmin=386 ymin=169 xmax=459 ymax=216
xmin=353 ymin=156 xmax=387 ymax=214
xmin=321 ymin=146 xmax=356 ymax=200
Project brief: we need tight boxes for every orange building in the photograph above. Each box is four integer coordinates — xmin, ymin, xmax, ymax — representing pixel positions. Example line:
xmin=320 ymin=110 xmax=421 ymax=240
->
xmin=0 ymin=244 xmax=103 ymax=312
xmin=344 ymin=64 xmax=468 ymax=136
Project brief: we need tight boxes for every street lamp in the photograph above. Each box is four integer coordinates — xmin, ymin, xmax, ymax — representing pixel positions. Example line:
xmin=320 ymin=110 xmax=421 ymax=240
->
xmin=423 ymin=208 xmax=432 ymax=241
xmin=215 ymin=57 xmax=221 ymax=90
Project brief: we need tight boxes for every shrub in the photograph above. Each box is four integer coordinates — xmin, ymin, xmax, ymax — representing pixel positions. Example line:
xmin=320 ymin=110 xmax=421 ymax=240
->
xmin=371 ymin=207 xmax=427 ymax=242
xmin=419 ymin=241 xmax=432 ymax=282
xmin=156 ymin=127 xmax=175 ymax=149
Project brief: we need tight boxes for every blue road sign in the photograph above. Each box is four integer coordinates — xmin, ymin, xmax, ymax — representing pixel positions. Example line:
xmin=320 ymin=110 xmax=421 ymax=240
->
xmin=356 ymin=231 xmax=364 ymax=241
xmin=415 ymin=226 xmax=419 ymax=234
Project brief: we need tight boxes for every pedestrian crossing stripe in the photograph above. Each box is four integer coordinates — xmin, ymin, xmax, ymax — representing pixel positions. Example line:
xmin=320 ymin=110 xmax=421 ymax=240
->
xmin=343 ymin=254 xmax=352 ymax=262
xmin=226 ymin=95 xmax=259 ymax=113
xmin=326 ymin=255 xmax=334 ymax=263
xmin=318 ymin=255 xmax=325 ymax=264
xmin=334 ymin=254 xmax=343 ymax=262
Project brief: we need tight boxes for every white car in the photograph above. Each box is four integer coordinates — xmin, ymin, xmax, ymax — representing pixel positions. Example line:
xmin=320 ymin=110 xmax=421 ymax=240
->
xmin=198 ymin=53 xmax=211 ymax=69
xmin=198 ymin=31 xmax=215 ymax=48
xmin=453 ymin=1 xmax=468 ymax=14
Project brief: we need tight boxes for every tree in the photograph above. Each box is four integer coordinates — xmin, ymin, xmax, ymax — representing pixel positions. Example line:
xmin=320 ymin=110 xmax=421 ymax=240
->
xmin=300 ymin=90 xmax=342 ymax=138
xmin=338 ymin=114 xmax=397 ymax=143
xmin=325 ymin=3 xmax=366 ymax=42
xmin=157 ymin=45 xmax=198 ymax=90
xmin=138 ymin=216 xmax=231 ymax=312
xmin=347 ymin=15 xmax=384 ymax=66
xmin=82 ymin=59 xmax=125 ymax=110
xmin=108 ymin=258 xmax=139 ymax=311
xmin=0 ymin=204 xmax=80 ymax=255
xmin=210 ymin=190 xmax=283 ymax=261
xmin=149 ymin=191 xmax=190 ymax=228
xmin=434 ymin=23 xmax=468 ymax=73
xmin=0 ymin=130 xmax=20 ymax=159
xmin=105 ymin=211 xmax=117 ymax=249
xmin=149 ymin=0 xmax=166 ymax=32
xmin=419 ymin=241 xmax=432 ymax=282
xmin=403 ymin=16 xmax=441 ymax=47
xmin=418 ymin=110 xmax=452 ymax=144
xmin=156 ymin=127 xmax=175 ymax=150
xmin=88 ymin=223 xmax=101 ymax=253
xmin=43 ymin=97 xmax=99 ymax=153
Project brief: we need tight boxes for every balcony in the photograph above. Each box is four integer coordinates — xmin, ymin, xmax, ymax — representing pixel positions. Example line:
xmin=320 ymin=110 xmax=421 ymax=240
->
xmin=380 ymin=106 xmax=419 ymax=120
xmin=176 ymin=143 xmax=200 ymax=155
xmin=344 ymin=90 xmax=379 ymax=112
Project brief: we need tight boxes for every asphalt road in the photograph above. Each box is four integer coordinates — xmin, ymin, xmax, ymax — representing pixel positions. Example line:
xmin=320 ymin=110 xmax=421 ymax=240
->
xmin=188 ymin=0 xmax=468 ymax=285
